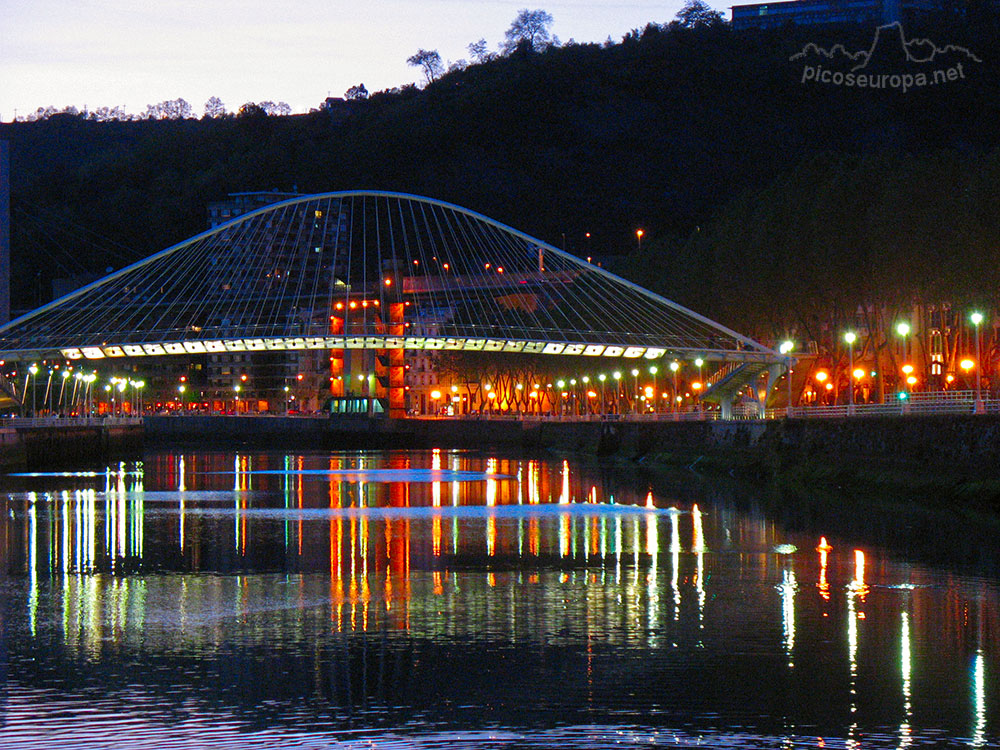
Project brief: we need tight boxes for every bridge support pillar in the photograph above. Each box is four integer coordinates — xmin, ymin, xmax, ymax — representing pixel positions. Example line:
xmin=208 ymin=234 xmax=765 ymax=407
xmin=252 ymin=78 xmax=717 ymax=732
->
xmin=721 ymin=394 xmax=733 ymax=420
xmin=329 ymin=314 xmax=345 ymax=398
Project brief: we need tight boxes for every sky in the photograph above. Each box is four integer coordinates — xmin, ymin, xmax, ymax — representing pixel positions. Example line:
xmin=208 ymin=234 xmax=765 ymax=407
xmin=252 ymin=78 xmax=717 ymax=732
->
xmin=0 ymin=0 xmax=727 ymax=121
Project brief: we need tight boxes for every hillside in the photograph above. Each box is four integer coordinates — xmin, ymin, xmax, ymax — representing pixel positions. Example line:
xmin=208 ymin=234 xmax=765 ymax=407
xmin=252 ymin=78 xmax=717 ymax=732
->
xmin=2 ymin=14 xmax=998 ymax=317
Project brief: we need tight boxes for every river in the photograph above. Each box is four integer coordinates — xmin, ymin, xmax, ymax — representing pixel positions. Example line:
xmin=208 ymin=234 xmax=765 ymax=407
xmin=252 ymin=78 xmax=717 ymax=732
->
xmin=0 ymin=448 xmax=995 ymax=748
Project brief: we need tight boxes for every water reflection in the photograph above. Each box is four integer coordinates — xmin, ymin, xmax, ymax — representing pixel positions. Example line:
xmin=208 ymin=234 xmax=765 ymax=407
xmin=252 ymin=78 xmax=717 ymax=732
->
xmin=0 ymin=449 xmax=997 ymax=749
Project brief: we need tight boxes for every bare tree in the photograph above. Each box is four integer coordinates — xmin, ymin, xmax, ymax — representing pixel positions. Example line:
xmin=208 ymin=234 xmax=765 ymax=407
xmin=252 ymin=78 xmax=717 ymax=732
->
xmin=407 ymin=48 xmax=444 ymax=85
xmin=502 ymin=9 xmax=555 ymax=54
xmin=203 ymin=96 xmax=227 ymax=118
xmin=467 ymin=38 xmax=496 ymax=64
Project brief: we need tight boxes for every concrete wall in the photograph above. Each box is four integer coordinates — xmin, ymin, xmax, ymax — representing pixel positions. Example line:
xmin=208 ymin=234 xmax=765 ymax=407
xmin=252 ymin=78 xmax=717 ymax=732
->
xmin=0 ymin=423 xmax=142 ymax=470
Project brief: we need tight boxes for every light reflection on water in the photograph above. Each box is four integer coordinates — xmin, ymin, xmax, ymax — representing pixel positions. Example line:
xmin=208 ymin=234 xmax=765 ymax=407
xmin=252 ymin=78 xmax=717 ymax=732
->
xmin=0 ymin=448 xmax=997 ymax=749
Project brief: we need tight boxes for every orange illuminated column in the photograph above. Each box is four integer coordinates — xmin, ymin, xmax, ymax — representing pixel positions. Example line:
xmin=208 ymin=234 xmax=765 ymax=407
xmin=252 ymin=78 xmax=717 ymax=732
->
xmin=387 ymin=302 xmax=405 ymax=418
xmin=375 ymin=302 xmax=406 ymax=418
xmin=330 ymin=311 xmax=345 ymax=397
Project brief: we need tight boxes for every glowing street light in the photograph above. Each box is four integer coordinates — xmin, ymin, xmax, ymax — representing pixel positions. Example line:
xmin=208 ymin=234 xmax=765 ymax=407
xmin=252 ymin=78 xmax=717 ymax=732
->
xmin=778 ymin=341 xmax=794 ymax=413
xmin=636 ymin=229 xmax=644 ymax=250
xmin=669 ymin=361 xmax=680 ymax=412
xmin=897 ymin=321 xmax=911 ymax=370
xmin=971 ymin=311 xmax=984 ymax=408
xmin=598 ymin=373 xmax=607 ymax=414
xmin=844 ymin=331 xmax=857 ymax=407
xmin=27 ymin=363 xmax=38 ymax=416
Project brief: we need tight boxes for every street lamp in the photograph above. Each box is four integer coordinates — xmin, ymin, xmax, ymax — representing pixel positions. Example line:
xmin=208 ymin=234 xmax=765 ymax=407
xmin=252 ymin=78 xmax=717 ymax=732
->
xmin=630 ymin=368 xmax=639 ymax=414
xmin=58 ymin=370 xmax=70 ymax=414
xmin=612 ymin=371 xmax=622 ymax=413
xmin=636 ymin=229 xmax=644 ymax=251
xmin=85 ymin=373 xmax=96 ymax=417
xmin=779 ymin=340 xmax=794 ymax=414
xmin=649 ymin=366 xmax=659 ymax=413
xmin=669 ymin=361 xmax=680 ymax=412
xmin=178 ymin=384 xmax=186 ymax=411
xmin=844 ymin=332 xmax=857 ymax=407
xmin=897 ymin=320 xmax=911 ymax=366
xmin=598 ymin=373 xmax=607 ymax=415
xmin=28 ymin=364 xmax=38 ymax=416
xmin=234 ymin=384 xmax=242 ymax=414
xmin=971 ymin=311 xmax=984 ymax=409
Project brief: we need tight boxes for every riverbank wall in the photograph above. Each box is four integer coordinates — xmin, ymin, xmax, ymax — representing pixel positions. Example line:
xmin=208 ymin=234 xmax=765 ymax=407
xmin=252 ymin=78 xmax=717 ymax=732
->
xmin=142 ymin=414 xmax=1000 ymax=480
xmin=0 ymin=422 xmax=143 ymax=470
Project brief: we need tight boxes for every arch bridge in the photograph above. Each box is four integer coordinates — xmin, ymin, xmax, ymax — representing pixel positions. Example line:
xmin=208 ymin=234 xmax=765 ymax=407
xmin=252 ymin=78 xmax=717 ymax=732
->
xmin=0 ymin=192 xmax=786 ymax=416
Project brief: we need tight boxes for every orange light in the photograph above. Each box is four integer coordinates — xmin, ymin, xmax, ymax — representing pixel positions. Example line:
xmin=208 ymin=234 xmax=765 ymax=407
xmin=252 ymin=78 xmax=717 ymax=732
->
xmin=240 ymin=374 xmax=247 ymax=382
xmin=335 ymin=302 xmax=344 ymax=310
xmin=442 ymin=263 xmax=450 ymax=271
xmin=692 ymin=381 xmax=702 ymax=391
xmin=902 ymin=364 xmax=914 ymax=375
xmin=384 ymin=278 xmax=392 ymax=286
xmin=179 ymin=376 xmax=186 ymax=382
xmin=853 ymin=368 xmax=865 ymax=380
xmin=960 ymin=359 xmax=975 ymax=372
xmin=349 ymin=301 xmax=357 ymax=309
xmin=497 ymin=267 xmax=504 ymax=274
xmin=817 ymin=537 xmax=832 ymax=552
xmin=296 ymin=374 xmax=303 ymax=381
xmin=946 ymin=373 xmax=955 ymax=383
xmin=430 ymin=390 xmax=441 ymax=400
xmin=362 ymin=300 xmax=368 ymax=307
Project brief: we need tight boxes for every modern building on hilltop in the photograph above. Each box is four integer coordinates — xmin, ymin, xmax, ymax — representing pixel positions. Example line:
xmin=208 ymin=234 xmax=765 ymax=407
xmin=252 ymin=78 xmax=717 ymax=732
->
xmin=731 ymin=0 xmax=951 ymax=30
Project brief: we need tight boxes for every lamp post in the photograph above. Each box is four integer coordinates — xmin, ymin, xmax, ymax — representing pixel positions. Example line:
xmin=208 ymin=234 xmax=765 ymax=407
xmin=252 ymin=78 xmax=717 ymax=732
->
xmin=58 ymin=370 xmax=70 ymax=414
xmin=971 ymin=312 xmax=984 ymax=411
xmin=636 ymin=229 xmax=644 ymax=251
xmin=234 ymin=384 xmax=242 ymax=414
xmin=649 ymin=366 xmax=658 ymax=413
xmin=844 ymin=332 xmax=857 ymax=409
xmin=779 ymin=340 xmax=794 ymax=415
xmin=669 ymin=361 xmax=680 ymax=413
xmin=582 ymin=376 xmax=590 ymax=415
xmin=135 ymin=380 xmax=144 ymax=415
xmin=86 ymin=374 xmax=96 ymax=417
xmin=178 ymin=384 xmax=186 ymax=412
xmin=28 ymin=364 xmax=38 ymax=416
xmin=630 ymin=369 xmax=639 ymax=414
xmin=117 ymin=380 xmax=127 ymax=417
xmin=598 ymin=374 xmax=606 ymax=415
xmin=897 ymin=321 xmax=911 ymax=392
xmin=612 ymin=371 xmax=622 ymax=413
xmin=44 ymin=369 xmax=54 ymax=415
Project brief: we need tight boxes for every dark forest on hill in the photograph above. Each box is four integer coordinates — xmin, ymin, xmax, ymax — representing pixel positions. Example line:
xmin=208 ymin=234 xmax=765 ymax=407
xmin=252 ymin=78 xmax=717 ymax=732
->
xmin=2 ymin=7 xmax=999 ymax=352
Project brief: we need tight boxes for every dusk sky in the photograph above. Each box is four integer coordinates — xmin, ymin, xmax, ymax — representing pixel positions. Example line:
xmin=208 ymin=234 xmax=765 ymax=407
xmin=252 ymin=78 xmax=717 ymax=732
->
xmin=1 ymin=0 xmax=727 ymax=121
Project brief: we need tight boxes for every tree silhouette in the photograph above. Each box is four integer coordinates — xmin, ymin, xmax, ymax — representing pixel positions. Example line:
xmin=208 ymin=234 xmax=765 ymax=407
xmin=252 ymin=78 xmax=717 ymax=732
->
xmin=407 ymin=49 xmax=444 ymax=84
xmin=203 ymin=96 xmax=227 ymax=119
xmin=675 ymin=0 xmax=725 ymax=28
xmin=502 ymin=9 xmax=555 ymax=54
xmin=344 ymin=84 xmax=369 ymax=100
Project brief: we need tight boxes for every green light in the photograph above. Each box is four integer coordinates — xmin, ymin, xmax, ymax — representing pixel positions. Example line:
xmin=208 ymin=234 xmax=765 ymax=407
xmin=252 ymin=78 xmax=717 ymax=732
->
xmin=897 ymin=391 xmax=909 ymax=401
